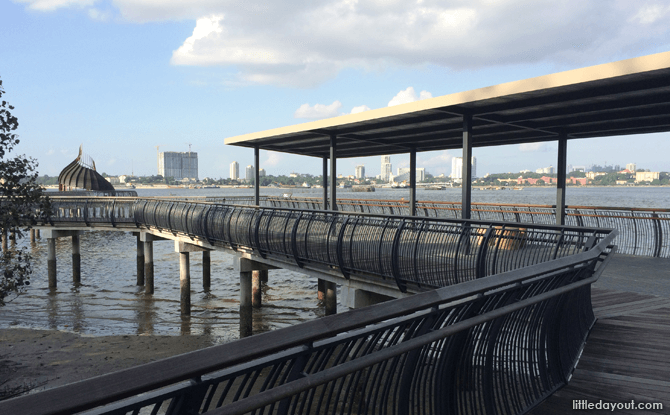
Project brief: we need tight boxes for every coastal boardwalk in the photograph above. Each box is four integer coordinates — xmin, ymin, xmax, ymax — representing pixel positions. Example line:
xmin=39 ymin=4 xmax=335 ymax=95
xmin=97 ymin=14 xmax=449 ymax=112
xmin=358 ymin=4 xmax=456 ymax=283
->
xmin=531 ymin=255 xmax=670 ymax=414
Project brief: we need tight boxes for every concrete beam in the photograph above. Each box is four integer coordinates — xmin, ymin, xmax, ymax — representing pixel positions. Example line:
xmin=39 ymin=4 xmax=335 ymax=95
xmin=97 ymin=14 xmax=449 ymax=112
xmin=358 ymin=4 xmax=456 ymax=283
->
xmin=342 ymin=287 xmax=393 ymax=309
xmin=234 ymin=257 xmax=280 ymax=273
xmin=40 ymin=229 xmax=83 ymax=239
xmin=140 ymin=232 xmax=169 ymax=242
xmin=175 ymin=241 xmax=211 ymax=253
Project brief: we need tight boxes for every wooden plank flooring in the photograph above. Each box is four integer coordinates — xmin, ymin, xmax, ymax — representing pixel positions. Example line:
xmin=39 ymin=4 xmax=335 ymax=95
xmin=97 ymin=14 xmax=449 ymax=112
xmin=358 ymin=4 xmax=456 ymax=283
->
xmin=529 ymin=287 xmax=670 ymax=414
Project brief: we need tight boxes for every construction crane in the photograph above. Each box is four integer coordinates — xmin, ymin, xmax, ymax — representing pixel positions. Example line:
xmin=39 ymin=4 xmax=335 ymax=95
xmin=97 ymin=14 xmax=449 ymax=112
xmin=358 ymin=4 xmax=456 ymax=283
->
xmin=185 ymin=143 xmax=193 ymax=182
xmin=156 ymin=145 xmax=167 ymax=176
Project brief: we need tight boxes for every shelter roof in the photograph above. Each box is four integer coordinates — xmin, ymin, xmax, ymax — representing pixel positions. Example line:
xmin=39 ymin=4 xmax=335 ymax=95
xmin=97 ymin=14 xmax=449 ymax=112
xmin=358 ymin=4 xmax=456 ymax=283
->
xmin=225 ymin=51 xmax=670 ymax=158
xmin=58 ymin=146 xmax=115 ymax=191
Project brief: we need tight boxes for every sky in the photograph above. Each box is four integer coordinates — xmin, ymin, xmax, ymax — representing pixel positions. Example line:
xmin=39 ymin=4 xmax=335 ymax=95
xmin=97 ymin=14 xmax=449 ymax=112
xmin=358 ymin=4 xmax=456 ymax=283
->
xmin=2 ymin=0 xmax=670 ymax=180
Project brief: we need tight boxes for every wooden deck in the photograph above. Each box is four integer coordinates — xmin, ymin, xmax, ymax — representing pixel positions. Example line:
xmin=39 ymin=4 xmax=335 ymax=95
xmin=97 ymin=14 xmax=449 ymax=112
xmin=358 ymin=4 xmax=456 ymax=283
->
xmin=530 ymin=286 xmax=670 ymax=414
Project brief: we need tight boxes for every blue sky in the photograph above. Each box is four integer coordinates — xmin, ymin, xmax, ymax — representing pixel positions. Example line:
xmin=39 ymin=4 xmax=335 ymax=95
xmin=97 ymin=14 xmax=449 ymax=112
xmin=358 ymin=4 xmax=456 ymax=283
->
xmin=2 ymin=0 xmax=670 ymax=179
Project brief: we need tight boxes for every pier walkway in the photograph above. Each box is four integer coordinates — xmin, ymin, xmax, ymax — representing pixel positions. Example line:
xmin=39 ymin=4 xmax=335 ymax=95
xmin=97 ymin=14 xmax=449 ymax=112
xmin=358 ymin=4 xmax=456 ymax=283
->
xmin=531 ymin=254 xmax=670 ymax=414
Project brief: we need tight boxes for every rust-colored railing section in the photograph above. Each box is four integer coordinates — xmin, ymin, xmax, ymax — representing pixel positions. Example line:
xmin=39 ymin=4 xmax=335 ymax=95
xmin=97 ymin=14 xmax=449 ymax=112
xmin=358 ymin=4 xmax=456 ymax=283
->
xmin=258 ymin=196 xmax=669 ymax=258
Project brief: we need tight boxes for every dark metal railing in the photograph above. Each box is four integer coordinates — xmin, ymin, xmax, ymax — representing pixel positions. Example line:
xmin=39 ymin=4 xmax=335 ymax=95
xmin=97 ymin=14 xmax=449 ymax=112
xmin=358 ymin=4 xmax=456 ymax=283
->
xmin=252 ymin=196 xmax=669 ymax=258
xmin=42 ymin=197 xmax=612 ymax=292
xmin=1 ymin=232 xmax=616 ymax=415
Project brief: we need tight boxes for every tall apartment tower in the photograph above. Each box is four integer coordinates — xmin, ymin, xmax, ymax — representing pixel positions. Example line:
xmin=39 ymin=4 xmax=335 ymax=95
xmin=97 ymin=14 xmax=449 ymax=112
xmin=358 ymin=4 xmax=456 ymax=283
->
xmin=355 ymin=165 xmax=365 ymax=179
xmin=450 ymin=157 xmax=477 ymax=180
xmin=626 ymin=163 xmax=637 ymax=172
xmin=230 ymin=161 xmax=239 ymax=180
xmin=246 ymin=165 xmax=254 ymax=182
xmin=158 ymin=151 xmax=198 ymax=181
xmin=381 ymin=155 xmax=392 ymax=182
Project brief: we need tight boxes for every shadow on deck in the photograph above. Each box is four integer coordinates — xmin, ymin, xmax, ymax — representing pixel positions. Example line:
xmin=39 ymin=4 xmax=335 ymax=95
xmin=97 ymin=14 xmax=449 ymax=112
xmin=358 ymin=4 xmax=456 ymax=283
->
xmin=531 ymin=255 xmax=670 ymax=414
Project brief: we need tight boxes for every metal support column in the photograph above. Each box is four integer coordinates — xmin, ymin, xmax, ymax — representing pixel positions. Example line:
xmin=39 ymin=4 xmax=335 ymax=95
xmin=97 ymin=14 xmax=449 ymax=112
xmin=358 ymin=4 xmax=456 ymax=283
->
xmin=556 ymin=133 xmax=568 ymax=225
xmin=462 ymin=114 xmax=473 ymax=220
xmin=136 ymin=234 xmax=144 ymax=286
xmin=179 ymin=252 xmax=190 ymax=316
xmin=254 ymin=146 xmax=260 ymax=206
xmin=322 ymin=157 xmax=328 ymax=210
xmin=47 ymin=238 xmax=56 ymax=289
xmin=202 ymin=250 xmax=211 ymax=291
xmin=330 ymin=135 xmax=337 ymax=211
xmin=72 ymin=234 xmax=81 ymax=285
xmin=409 ymin=147 xmax=417 ymax=216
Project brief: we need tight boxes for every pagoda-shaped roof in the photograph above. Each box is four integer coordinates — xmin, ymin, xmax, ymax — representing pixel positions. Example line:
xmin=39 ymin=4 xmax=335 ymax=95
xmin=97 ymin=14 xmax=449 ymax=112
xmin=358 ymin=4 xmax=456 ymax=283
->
xmin=58 ymin=146 xmax=115 ymax=191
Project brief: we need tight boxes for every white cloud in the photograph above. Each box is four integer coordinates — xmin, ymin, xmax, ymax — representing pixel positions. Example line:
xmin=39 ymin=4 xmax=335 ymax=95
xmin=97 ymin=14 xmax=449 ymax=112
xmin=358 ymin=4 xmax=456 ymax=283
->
xmin=19 ymin=1 xmax=670 ymax=87
xmin=388 ymin=87 xmax=433 ymax=107
xmin=519 ymin=142 xmax=551 ymax=152
xmin=419 ymin=151 xmax=453 ymax=167
xmin=46 ymin=149 xmax=55 ymax=156
xmin=264 ymin=152 xmax=282 ymax=167
xmin=294 ymin=101 xmax=342 ymax=119
xmin=88 ymin=7 xmax=111 ymax=21
xmin=350 ymin=105 xmax=371 ymax=114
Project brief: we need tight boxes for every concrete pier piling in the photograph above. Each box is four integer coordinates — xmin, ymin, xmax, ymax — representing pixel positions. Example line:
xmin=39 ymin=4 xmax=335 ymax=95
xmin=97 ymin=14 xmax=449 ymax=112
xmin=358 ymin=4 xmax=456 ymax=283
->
xmin=72 ymin=234 xmax=81 ymax=285
xmin=30 ymin=229 xmax=36 ymax=244
xmin=47 ymin=238 xmax=57 ymax=289
xmin=240 ymin=271 xmax=252 ymax=307
xmin=180 ymin=252 xmax=190 ymax=316
xmin=325 ymin=281 xmax=337 ymax=316
xmin=136 ymin=234 xmax=145 ymax=286
xmin=202 ymin=251 xmax=211 ymax=292
xmin=252 ymin=270 xmax=261 ymax=308
xmin=144 ymin=240 xmax=154 ymax=294
xmin=1 ymin=229 xmax=7 ymax=252
xmin=318 ymin=278 xmax=325 ymax=300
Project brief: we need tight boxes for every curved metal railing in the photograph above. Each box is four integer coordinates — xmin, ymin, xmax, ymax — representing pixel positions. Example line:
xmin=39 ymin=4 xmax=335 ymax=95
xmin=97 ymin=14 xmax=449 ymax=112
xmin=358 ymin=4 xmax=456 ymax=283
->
xmin=42 ymin=197 xmax=612 ymax=293
xmin=254 ymin=196 xmax=669 ymax=258
xmin=1 ymin=232 xmax=616 ymax=415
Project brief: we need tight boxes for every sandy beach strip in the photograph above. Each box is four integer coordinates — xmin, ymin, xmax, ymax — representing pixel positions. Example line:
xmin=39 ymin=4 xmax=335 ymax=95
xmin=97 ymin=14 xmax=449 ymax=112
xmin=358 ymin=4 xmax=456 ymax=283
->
xmin=0 ymin=328 xmax=217 ymax=400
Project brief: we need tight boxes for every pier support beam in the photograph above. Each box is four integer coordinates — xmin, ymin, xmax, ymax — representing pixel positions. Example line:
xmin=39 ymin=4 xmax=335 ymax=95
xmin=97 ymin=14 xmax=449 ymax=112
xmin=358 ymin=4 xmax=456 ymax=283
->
xmin=140 ymin=232 xmax=168 ymax=295
xmin=252 ymin=270 xmax=261 ymax=308
xmin=144 ymin=240 xmax=154 ymax=294
xmin=175 ymin=241 xmax=210 ymax=316
xmin=72 ymin=234 xmax=81 ymax=285
xmin=342 ymin=287 xmax=393 ymax=309
xmin=47 ymin=238 xmax=56 ymax=289
xmin=318 ymin=278 xmax=325 ymax=300
xmin=41 ymin=229 xmax=83 ymax=289
xmin=324 ymin=281 xmax=337 ymax=316
xmin=462 ymin=114 xmax=473 ymax=220
xmin=30 ymin=229 xmax=36 ymax=244
xmin=556 ymin=133 xmax=568 ymax=225
xmin=2 ymin=229 xmax=7 ymax=252
xmin=179 ymin=252 xmax=191 ymax=316
xmin=136 ymin=234 xmax=145 ymax=286
xmin=202 ymin=250 xmax=211 ymax=291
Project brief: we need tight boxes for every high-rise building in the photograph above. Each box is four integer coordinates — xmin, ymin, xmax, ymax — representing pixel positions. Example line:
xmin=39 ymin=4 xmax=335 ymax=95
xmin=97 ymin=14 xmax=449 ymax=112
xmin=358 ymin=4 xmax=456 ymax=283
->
xmin=158 ymin=151 xmax=198 ymax=181
xmin=395 ymin=167 xmax=425 ymax=183
xmin=230 ymin=161 xmax=239 ymax=180
xmin=381 ymin=155 xmax=392 ymax=182
xmin=450 ymin=157 xmax=476 ymax=180
xmin=355 ymin=165 xmax=365 ymax=179
xmin=259 ymin=168 xmax=266 ymax=177
xmin=246 ymin=165 xmax=254 ymax=182
xmin=626 ymin=163 xmax=637 ymax=172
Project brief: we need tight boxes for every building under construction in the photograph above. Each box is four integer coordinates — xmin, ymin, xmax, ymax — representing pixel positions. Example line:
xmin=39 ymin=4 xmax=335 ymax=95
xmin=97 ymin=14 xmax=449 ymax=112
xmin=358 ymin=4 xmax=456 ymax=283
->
xmin=158 ymin=151 xmax=198 ymax=181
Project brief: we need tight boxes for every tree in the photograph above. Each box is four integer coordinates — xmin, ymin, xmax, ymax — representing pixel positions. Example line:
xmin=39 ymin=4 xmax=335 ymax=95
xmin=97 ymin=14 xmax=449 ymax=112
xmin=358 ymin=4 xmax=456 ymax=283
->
xmin=0 ymin=78 xmax=48 ymax=306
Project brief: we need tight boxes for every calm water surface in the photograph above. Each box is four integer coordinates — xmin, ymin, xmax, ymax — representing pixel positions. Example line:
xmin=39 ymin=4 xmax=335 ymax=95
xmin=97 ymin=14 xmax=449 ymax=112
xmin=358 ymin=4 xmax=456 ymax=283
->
xmin=0 ymin=186 xmax=667 ymax=343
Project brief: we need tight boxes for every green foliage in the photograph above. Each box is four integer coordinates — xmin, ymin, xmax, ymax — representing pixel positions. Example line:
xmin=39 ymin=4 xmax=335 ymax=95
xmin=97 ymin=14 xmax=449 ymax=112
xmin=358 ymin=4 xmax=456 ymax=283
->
xmin=0 ymin=78 xmax=49 ymax=306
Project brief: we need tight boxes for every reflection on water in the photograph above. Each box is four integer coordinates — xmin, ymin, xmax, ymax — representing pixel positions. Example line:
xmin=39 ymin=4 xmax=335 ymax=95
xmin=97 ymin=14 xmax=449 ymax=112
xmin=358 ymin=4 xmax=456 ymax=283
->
xmin=1 ymin=229 xmax=329 ymax=344
xmin=2 ymin=187 xmax=668 ymax=344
